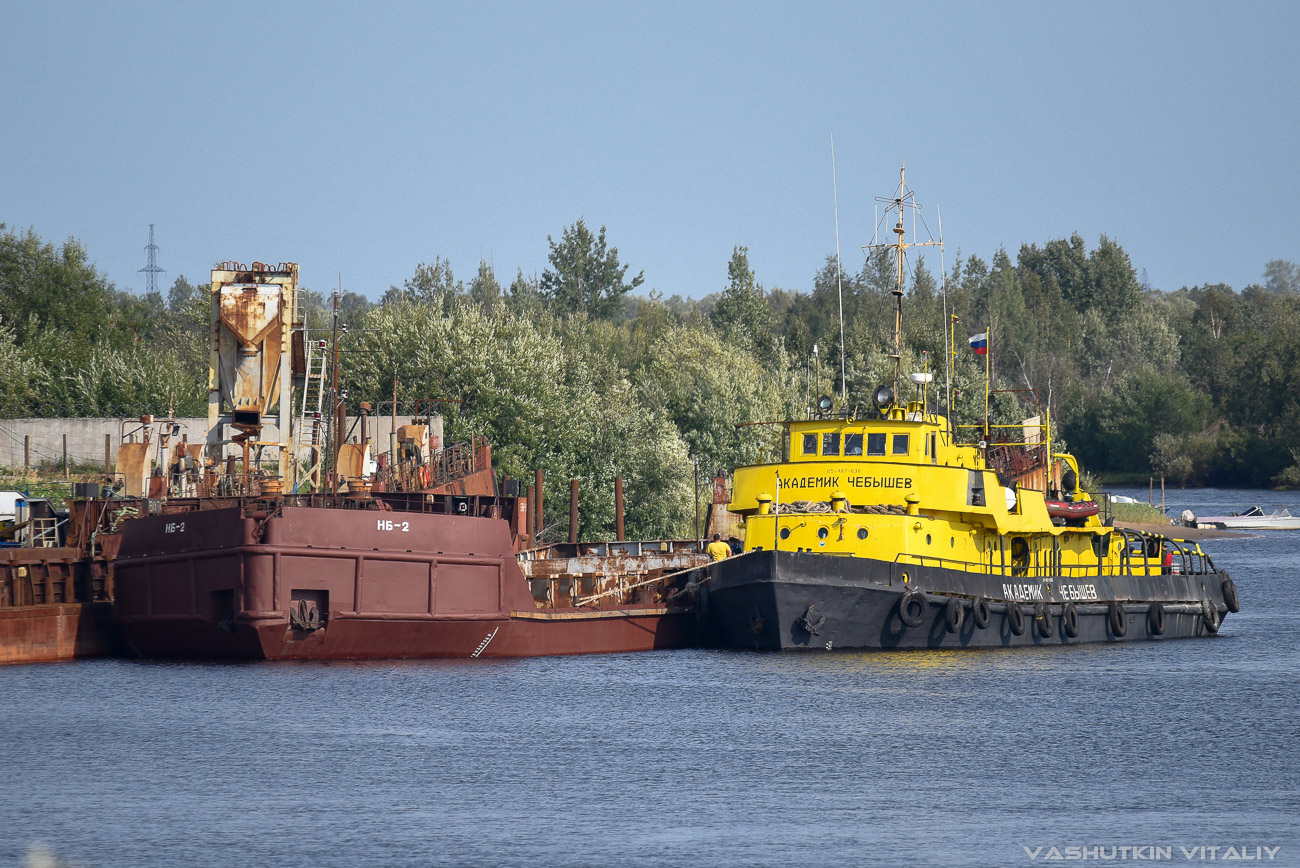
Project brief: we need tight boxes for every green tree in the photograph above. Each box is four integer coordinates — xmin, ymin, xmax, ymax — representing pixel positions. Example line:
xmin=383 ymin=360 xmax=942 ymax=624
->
xmin=635 ymin=321 xmax=791 ymax=476
xmin=505 ymin=269 xmax=544 ymax=316
xmin=540 ymin=219 xmax=644 ymax=319
xmin=0 ymin=319 xmax=48 ymax=416
xmin=0 ymin=225 xmax=118 ymax=350
xmin=469 ymin=260 xmax=502 ymax=309
xmin=1263 ymin=259 xmax=1299 ymax=294
xmin=167 ymin=275 xmax=197 ymax=311
xmin=711 ymin=246 xmax=772 ymax=352
xmin=406 ymin=256 xmax=461 ymax=303
xmin=1086 ymin=235 xmax=1143 ymax=314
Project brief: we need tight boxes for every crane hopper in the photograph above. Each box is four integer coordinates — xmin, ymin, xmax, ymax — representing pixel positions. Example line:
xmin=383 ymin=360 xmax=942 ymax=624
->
xmin=206 ymin=262 xmax=299 ymax=486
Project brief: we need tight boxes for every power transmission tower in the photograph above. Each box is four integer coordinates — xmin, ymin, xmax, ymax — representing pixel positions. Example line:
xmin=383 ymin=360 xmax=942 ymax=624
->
xmin=139 ymin=224 xmax=165 ymax=294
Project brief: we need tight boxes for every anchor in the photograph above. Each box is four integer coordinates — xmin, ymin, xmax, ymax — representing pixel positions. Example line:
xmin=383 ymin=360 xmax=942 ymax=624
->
xmin=796 ymin=604 xmax=826 ymax=636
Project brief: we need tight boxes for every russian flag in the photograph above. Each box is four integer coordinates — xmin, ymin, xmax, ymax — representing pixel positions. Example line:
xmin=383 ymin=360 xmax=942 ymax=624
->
xmin=968 ymin=333 xmax=988 ymax=355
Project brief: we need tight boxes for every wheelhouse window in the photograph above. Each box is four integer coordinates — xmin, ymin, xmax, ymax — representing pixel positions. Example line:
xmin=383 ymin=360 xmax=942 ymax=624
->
xmin=866 ymin=433 xmax=886 ymax=456
xmin=822 ymin=432 xmax=841 ymax=456
xmin=893 ymin=434 xmax=910 ymax=455
xmin=802 ymin=433 xmax=818 ymax=456
xmin=844 ymin=433 xmax=863 ymax=456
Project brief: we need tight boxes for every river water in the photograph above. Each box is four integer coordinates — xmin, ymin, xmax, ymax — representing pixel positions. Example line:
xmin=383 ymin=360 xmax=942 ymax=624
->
xmin=2 ymin=487 xmax=1296 ymax=867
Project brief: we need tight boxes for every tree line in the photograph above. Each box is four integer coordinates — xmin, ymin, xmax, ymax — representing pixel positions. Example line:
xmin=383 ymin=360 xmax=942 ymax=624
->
xmin=1 ymin=220 xmax=1296 ymax=537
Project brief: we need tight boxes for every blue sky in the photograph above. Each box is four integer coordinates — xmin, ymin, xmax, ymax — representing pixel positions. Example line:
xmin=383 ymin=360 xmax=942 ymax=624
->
xmin=2 ymin=1 xmax=1296 ymax=301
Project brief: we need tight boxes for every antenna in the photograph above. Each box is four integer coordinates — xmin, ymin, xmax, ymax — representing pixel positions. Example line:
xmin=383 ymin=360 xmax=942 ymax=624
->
xmin=138 ymin=224 xmax=165 ymax=295
xmin=830 ymin=135 xmax=847 ymax=410
xmin=864 ymin=164 xmax=941 ymax=401
xmin=938 ymin=204 xmax=950 ymax=422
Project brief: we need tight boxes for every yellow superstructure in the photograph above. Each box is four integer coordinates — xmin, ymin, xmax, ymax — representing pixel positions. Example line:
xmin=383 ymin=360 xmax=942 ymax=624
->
xmin=730 ymin=401 xmax=1176 ymax=581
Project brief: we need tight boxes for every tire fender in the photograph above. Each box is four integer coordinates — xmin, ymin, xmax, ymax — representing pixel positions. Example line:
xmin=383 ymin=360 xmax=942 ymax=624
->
xmin=898 ymin=589 xmax=927 ymax=628
xmin=944 ymin=597 xmax=963 ymax=633
xmin=1035 ymin=602 xmax=1055 ymax=638
xmin=1006 ymin=601 xmax=1025 ymax=636
xmin=1061 ymin=602 xmax=1080 ymax=638
xmin=1222 ymin=578 xmax=1240 ymax=613
xmin=1202 ymin=598 xmax=1221 ymax=634
xmin=1108 ymin=601 xmax=1127 ymax=637
xmin=1148 ymin=601 xmax=1165 ymax=635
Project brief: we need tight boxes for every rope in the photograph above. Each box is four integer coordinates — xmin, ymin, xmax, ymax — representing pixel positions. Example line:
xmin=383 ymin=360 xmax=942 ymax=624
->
xmin=772 ymin=500 xmax=905 ymax=515
xmin=572 ymin=559 xmax=710 ymax=607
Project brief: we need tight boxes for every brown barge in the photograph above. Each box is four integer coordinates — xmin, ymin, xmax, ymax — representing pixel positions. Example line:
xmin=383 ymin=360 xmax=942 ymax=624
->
xmin=0 ymin=499 xmax=121 ymax=664
xmin=113 ymin=500 xmax=703 ymax=660
xmin=107 ymin=260 xmax=709 ymax=660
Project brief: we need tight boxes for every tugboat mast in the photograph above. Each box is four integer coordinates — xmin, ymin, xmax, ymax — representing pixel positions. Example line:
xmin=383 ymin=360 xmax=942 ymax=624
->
xmin=865 ymin=165 xmax=941 ymax=401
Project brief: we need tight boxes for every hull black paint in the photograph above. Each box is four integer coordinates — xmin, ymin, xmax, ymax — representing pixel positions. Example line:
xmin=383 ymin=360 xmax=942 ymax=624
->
xmin=703 ymin=550 xmax=1232 ymax=650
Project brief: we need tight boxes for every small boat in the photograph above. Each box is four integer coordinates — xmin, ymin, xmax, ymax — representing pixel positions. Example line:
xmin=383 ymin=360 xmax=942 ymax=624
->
xmin=1045 ymin=499 xmax=1101 ymax=520
xmin=1192 ymin=506 xmax=1300 ymax=530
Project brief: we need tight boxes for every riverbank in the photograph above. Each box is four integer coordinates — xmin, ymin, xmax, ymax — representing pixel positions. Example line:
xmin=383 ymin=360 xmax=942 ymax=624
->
xmin=1115 ymin=520 xmax=1246 ymax=540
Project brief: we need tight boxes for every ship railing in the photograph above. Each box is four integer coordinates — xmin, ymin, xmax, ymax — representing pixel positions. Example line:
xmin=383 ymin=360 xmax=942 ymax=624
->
xmin=374 ymin=439 xmax=489 ymax=493
xmin=893 ymin=552 xmax=1106 ymax=579
xmin=518 ymin=539 xmax=704 ymax=561
xmin=893 ymin=535 xmax=1216 ymax=580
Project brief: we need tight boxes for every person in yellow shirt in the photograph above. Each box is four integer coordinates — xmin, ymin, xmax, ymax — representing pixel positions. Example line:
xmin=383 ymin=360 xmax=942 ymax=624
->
xmin=707 ymin=533 xmax=731 ymax=561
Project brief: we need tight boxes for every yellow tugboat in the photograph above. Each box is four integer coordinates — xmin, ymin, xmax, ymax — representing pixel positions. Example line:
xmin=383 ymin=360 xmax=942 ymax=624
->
xmin=703 ymin=169 xmax=1238 ymax=650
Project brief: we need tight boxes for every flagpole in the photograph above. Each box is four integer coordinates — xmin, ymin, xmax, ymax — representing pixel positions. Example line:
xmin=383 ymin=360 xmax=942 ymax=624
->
xmin=950 ymin=314 xmax=958 ymax=439
xmin=984 ymin=323 xmax=991 ymax=444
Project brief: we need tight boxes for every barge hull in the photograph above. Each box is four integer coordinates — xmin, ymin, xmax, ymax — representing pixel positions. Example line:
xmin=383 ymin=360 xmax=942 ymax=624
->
xmin=704 ymin=550 xmax=1232 ymax=650
xmin=113 ymin=506 xmax=700 ymax=660
xmin=117 ymin=610 xmax=695 ymax=660
xmin=0 ymin=602 xmax=120 ymax=664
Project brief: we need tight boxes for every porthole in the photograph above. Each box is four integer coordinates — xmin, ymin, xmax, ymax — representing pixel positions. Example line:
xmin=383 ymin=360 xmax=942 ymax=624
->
xmin=817 ymin=527 xmax=829 ymax=540
xmin=926 ymin=534 xmax=932 ymax=545
xmin=857 ymin=528 xmax=868 ymax=540
xmin=779 ymin=527 xmax=791 ymax=540
xmin=950 ymin=537 xmax=955 ymax=547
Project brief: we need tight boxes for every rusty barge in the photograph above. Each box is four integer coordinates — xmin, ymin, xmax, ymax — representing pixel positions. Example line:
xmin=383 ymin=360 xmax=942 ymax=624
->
xmin=0 ymin=498 xmax=121 ymax=664
xmin=109 ymin=261 xmax=709 ymax=660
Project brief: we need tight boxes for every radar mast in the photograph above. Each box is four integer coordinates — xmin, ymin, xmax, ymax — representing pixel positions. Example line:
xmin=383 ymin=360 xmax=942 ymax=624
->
xmin=864 ymin=165 xmax=942 ymax=401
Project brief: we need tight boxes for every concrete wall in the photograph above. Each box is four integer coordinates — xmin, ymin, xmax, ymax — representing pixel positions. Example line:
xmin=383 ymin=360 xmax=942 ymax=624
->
xmin=0 ymin=415 xmax=441 ymax=469
xmin=0 ymin=418 xmax=209 ymax=469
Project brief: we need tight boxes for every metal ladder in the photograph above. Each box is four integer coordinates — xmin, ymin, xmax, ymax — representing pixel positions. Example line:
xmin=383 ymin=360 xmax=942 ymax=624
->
xmin=296 ymin=330 xmax=328 ymax=491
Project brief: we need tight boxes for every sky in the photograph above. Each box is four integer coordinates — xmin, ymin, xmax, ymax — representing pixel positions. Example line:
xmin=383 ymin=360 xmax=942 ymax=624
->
xmin=2 ymin=1 xmax=1297 ymax=302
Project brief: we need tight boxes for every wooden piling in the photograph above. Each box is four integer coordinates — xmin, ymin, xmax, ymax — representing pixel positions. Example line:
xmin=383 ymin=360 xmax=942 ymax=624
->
xmin=568 ymin=479 xmax=579 ymax=544
xmin=535 ymin=469 xmax=544 ymax=545
xmin=526 ymin=483 xmax=536 ymax=542
xmin=615 ymin=476 xmax=625 ymax=541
